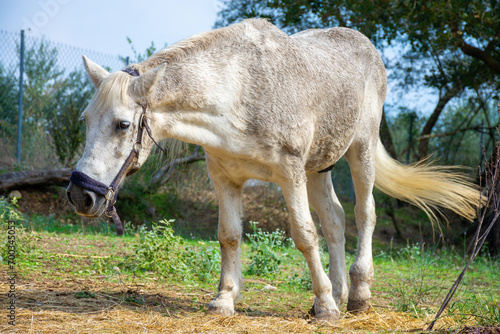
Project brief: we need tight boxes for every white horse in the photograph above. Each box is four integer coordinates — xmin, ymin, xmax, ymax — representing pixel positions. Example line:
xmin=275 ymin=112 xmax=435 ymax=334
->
xmin=67 ymin=19 xmax=481 ymax=322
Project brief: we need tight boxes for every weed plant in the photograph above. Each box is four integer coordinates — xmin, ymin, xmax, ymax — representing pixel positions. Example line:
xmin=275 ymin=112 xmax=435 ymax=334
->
xmin=387 ymin=243 xmax=441 ymax=314
xmin=0 ymin=197 xmax=41 ymax=264
xmin=130 ymin=219 xmax=189 ymax=277
xmin=381 ymin=241 xmax=500 ymax=326
xmin=286 ymin=267 xmax=313 ymax=291
xmin=87 ymin=219 xmax=222 ymax=284
xmin=245 ymin=221 xmax=290 ymax=277
xmin=184 ymin=241 xmax=221 ymax=283
xmin=447 ymin=294 xmax=500 ymax=326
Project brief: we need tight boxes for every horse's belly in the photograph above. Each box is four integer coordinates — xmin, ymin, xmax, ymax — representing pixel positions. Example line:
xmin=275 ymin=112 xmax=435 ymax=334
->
xmin=305 ymin=120 xmax=358 ymax=173
xmin=206 ymin=151 xmax=278 ymax=183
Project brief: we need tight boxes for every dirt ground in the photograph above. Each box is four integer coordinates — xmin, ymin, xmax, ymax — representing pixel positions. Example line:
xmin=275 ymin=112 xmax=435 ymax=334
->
xmin=1 ymin=265 xmax=499 ymax=334
xmin=0 ymin=269 xmax=467 ymax=333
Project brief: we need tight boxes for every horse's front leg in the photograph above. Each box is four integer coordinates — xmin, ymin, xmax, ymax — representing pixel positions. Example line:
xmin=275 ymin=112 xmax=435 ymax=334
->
xmin=206 ymin=157 xmax=244 ymax=316
xmin=280 ymin=176 xmax=340 ymax=322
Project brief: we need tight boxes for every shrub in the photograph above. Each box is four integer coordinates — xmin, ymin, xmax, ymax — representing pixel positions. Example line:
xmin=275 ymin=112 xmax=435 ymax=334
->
xmin=245 ymin=221 xmax=289 ymax=277
xmin=0 ymin=197 xmax=40 ymax=264
xmin=131 ymin=219 xmax=190 ymax=277
xmin=185 ymin=241 xmax=221 ymax=283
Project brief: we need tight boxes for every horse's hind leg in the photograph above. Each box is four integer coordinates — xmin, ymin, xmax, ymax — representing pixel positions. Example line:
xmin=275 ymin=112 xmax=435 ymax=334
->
xmin=344 ymin=140 xmax=377 ymax=312
xmin=280 ymin=176 xmax=340 ymax=322
xmin=206 ymin=156 xmax=244 ymax=317
xmin=307 ymin=171 xmax=348 ymax=307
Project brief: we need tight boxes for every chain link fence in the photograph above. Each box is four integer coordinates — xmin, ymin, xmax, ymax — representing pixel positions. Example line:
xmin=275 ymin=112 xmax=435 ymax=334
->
xmin=0 ymin=30 xmax=126 ymax=170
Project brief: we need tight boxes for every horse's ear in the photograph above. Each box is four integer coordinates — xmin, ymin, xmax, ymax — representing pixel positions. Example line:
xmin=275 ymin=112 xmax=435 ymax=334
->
xmin=82 ymin=55 xmax=109 ymax=88
xmin=128 ymin=64 xmax=166 ymax=104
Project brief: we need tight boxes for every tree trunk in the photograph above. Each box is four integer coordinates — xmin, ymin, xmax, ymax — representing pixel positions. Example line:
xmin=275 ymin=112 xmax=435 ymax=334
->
xmin=417 ymin=87 xmax=460 ymax=159
xmin=379 ymin=106 xmax=405 ymax=238
xmin=379 ymin=106 xmax=397 ymax=159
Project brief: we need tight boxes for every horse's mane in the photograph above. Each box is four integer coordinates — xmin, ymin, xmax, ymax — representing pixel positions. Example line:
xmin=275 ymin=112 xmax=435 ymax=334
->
xmin=83 ymin=71 xmax=131 ymax=117
xmin=131 ymin=19 xmax=279 ymax=73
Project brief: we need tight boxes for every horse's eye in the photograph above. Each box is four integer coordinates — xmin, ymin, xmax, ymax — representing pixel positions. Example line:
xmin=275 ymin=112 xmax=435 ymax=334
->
xmin=119 ymin=121 xmax=130 ymax=130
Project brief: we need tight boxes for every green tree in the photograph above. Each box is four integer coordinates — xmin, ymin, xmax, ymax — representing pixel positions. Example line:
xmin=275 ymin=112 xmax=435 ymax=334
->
xmin=16 ymin=39 xmax=89 ymax=166
xmin=48 ymin=71 xmax=91 ymax=166
xmin=22 ymin=40 xmax=63 ymax=124
xmin=0 ymin=64 xmax=19 ymax=138
xmin=216 ymin=0 xmax=500 ymax=74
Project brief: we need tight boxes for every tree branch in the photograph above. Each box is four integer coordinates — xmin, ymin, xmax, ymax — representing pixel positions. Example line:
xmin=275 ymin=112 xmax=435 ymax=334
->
xmin=147 ymin=146 xmax=205 ymax=193
xmin=417 ymin=86 xmax=462 ymax=159
xmin=460 ymin=41 xmax=500 ymax=75
xmin=379 ymin=106 xmax=397 ymax=158
xmin=398 ymin=124 xmax=497 ymax=161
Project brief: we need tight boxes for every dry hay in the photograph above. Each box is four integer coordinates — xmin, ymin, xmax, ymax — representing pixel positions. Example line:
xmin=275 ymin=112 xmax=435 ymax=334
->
xmin=0 ymin=274 xmax=468 ymax=334
xmin=1 ymin=306 xmax=467 ymax=334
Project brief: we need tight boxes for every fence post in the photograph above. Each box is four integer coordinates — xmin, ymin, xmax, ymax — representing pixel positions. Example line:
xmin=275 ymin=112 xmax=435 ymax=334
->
xmin=406 ymin=113 xmax=414 ymax=164
xmin=16 ymin=29 xmax=25 ymax=164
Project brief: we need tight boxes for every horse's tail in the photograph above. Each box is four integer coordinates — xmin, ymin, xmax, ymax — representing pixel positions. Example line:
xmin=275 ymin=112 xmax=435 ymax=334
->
xmin=374 ymin=139 xmax=482 ymax=224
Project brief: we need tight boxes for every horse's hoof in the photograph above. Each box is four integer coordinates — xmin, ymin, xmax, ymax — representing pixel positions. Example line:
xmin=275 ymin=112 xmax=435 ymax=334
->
xmin=207 ymin=302 xmax=235 ymax=317
xmin=308 ymin=302 xmax=340 ymax=323
xmin=310 ymin=310 xmax=340 ymax=324
xmin=346 ymin=299 xmax=370 ymax=313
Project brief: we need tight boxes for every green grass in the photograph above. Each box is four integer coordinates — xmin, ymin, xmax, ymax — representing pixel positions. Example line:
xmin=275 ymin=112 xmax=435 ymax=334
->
xmin=1 ymin=198 xmax=499 ymax=330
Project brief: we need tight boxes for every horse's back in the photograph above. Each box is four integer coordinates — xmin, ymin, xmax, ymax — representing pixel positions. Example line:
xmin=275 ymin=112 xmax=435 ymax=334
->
xmin=291 ymin=26 xmax=386 ymax=100
xmin=295 ymin=27 xmax=388 ymax=158
xmin=283 ymin=27 xmax=387 ymax=172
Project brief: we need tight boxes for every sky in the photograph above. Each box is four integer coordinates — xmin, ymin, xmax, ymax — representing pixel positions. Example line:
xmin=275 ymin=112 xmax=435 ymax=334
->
xmin=0 ymin=0 xmax=220 ymax=57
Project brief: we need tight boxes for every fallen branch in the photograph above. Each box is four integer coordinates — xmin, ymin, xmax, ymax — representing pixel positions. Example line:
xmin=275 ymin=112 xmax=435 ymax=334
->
xmin=0 ymin=168 xmax=72 ymax=191
xmin=147 ymin=146 xmax=205 ymax=192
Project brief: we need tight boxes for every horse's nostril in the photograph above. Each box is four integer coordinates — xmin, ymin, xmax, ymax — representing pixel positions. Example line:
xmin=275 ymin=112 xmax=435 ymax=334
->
xmin=82 ymin=189 xmax=96 ymax=210
xmin=66 ymin=184 xmax=75 ymax=207
xmin=67 ymin=183 xmax=103 ymax=216
xmin=84 ymin=194 xmax=92 ymax=209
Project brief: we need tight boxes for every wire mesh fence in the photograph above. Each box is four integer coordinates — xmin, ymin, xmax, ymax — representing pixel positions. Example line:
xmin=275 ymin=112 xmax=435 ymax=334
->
xmin=0 ymin=29 xmax=125 ymax=170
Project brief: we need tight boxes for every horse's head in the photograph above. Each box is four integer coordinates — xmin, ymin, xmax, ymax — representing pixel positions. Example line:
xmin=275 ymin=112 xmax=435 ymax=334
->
xmin=67 ymin=56 xmax=165 ymax=218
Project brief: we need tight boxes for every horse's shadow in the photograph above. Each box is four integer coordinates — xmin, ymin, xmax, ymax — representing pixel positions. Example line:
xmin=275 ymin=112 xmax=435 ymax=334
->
xmin=10 ymin=285 xmax=290 ymax=319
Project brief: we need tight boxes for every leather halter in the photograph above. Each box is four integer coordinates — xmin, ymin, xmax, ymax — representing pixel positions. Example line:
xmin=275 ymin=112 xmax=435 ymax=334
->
xmin=69 ymin=68 xmax=165 ymax=236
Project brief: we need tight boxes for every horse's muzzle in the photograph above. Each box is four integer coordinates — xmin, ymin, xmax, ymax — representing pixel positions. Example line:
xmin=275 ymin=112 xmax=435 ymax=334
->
xmin=66 ymin=182 xmax=107 ymax=217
